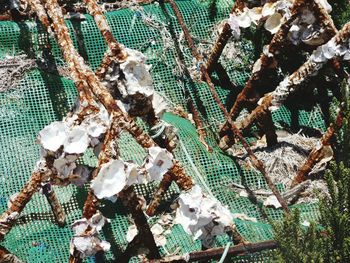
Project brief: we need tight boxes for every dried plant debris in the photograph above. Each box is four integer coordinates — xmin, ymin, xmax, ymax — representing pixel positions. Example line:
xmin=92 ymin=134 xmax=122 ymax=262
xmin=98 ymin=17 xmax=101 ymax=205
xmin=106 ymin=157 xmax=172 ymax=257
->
xmin=229 ymin=131 xmax=332 ymax=206
xmin=0 ymin=54 xmax=36 ymax=92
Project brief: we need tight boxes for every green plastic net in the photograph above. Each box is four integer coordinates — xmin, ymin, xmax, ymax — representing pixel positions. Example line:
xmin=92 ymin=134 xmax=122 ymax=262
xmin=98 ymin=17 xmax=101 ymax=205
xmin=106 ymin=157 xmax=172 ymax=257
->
xmin=0 ymin=0 xmax=327 ymax=262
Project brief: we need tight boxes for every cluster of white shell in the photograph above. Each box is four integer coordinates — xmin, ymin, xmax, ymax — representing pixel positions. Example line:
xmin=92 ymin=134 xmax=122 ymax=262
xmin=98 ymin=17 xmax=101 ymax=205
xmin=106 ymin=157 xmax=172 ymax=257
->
xmin=101 ymin=47 xmax=167 ymax=119
xmin=174 ymin=185 xmax=234 ymax=248
xmin=70 ymin=212 xmax=110 ymax=258
xmin=91 ymin=146 xmax=174 ymax=200
xmin=37 ymin=102 xmax=110 ymax=186
xmin=227 ymin=0 xmax=332 ymax=38
xmin=270 ymin=33 xmax=350 ymax=110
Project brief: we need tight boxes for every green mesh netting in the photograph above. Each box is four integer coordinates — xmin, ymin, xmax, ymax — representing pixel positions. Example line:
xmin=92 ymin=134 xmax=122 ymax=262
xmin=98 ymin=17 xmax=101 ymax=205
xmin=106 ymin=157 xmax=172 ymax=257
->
xmin=0 ymin=0 xmax=327 ymax=262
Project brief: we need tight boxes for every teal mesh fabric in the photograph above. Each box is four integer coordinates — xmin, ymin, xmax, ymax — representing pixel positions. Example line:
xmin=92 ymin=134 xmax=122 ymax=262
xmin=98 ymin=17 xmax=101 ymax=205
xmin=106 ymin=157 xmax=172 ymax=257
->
xmin=0 ymin=0 xmax=327 ymax=262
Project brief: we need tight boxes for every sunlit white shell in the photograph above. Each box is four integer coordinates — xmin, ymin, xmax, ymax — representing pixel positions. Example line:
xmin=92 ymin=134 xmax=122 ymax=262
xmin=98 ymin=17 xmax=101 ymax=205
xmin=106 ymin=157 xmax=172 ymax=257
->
xmin=38 ymin=121 xmax=67 ymax=152
xmin=144 ymin=146 xmax=174 ymax=181
xmin=91 ymin=160 xmax=127 ymax=199
xmin=64 ymin=127 xmax=90 ymax=154
xmin=264 ymin=13 xmax=283 ymax=34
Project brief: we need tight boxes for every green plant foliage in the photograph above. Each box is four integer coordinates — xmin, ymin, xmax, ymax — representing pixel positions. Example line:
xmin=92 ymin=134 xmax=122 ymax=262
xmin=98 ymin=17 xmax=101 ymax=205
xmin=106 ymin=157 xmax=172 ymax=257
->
xmin=272 ymin=210 xmax=324 ymax=263
xmin=272 ymin=86 xmax=350 ymax=262
xmin=331 ymin=0 xmax=350 ymax=28
xmin=272 ymin=161 xmax=350 ymax=263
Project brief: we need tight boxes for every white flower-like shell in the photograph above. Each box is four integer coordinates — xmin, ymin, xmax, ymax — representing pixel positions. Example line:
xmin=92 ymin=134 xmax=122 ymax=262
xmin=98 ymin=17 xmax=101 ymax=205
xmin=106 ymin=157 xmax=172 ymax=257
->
xmin=262 ymin=2 xmax=276 ymax=17
xmin=322 ymin=39 xmax=337 ymax=59
xmin=120 ymin=48 xmax=154 ymax=97
xmin=144 ymin=146 xmax=174 ymax=181
xmin=175 ymin=185 xmax=233 ymax=245
xmin=53 ymin=155 xmax=77 ymax=178
xmin=300 ymin=9 xmax=316 ymax=24
xmin=310 ymin=46 xmax=327 ymax=63
xmin=152 ymin=92 xmax=168 ymax=119
xmin=263 ymin=195 xmax=282 ymax=208
xmin=248 ymin=7 xmax=262 ymax=25
xmin=71 ymin=236 xmax=110 ymax=257
xmin=126 ymin=224 xmax=138 ymax=242
xmin=64 ymin=127 xmax=90 ymax=154
xmin=264 ymin=13 xmax=282 ymax=34
xmin=70 ymin=165 xmax=90 ymax=187
xmin=236 ymin=11 xmax=251 ymax=28
xmin=126 ymin=162 xmax=147 ymax=186
xmin=227 ymin=14 xmax=241 ymax=39
xmin=71 ymin=218 xmax=89 ymax=235
xmin=38 ymin=121 xmax=67 ymax=152
xmin=91 ymin=160 xmax=127 ymax=199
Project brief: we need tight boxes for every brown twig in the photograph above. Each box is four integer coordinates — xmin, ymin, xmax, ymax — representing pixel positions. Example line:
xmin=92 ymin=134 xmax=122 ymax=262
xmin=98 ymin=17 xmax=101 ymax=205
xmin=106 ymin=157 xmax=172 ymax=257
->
xmin=205 ymin=0 xmax=246 ymax=74
xmin=235 ymin=21 xmax=350 ymax=133
xmin=42 ymin=183 xmax=66 ymax=226
xmin=148 ymin=240 xmax=278 ymax=262
xmin=292 ymin=107 xmax=344 ymax=186
xmin=0 ymin=172 xmax=44 ymax=240
xmin=119 ymin=186 xmax=161 ymax=260
xmin=219 ymin=0 xmax=337 ymax=148
xmin=166 ymin=0 xmax=289 ymax=214
xmin=0 ymin=246 xmax=24 ymax=263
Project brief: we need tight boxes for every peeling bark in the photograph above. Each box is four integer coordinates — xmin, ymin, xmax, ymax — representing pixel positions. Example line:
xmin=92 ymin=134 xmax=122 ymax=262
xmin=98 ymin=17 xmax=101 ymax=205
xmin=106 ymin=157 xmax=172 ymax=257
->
xmin=292 ymin=107 xmax=344 ymax=186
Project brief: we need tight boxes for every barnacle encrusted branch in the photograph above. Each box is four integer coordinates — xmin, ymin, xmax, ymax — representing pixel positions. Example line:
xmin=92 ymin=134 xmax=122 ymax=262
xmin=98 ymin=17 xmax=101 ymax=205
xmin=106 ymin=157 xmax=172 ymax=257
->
xmin=235 ymin=21 xmax=350 ymax=133
xmin=24 ymin=0 xmax=194 ymax=260
xmin=166 ymin=0 xmax=290 ymax=213
xmin=219 ymin=0 xmax=338 ymax=148
xmin=83 ymin=0 xmax=127 ymax=61
xmin=292 ymin=106 xmax=344 ymax=186
xmin=42 ymin=183 xmax=66 ymax=226
xmin=0 ymin=246 xmax=24 ymax=263
xmin=205 ymin=0 xmax=246 ymax=74
xmin=0 ymin=172 xmax=44 ymax=239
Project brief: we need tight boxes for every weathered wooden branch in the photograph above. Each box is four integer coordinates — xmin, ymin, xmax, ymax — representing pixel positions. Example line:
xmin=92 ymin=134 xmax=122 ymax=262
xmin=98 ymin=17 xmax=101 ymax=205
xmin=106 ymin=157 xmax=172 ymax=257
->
xmin=205 ymin=0 xmax=246 ymax=74
xmin=0 ymin=172 xmax=44 ymax=240
xmin=292 ymin=107 xmax=344 ymax=186
xmin=0 ymin=246 xmax=24 ymax=263
xmin=166 ymin=0 xmax=289 ymax=213
xmin=42 ymin=183 xmax=66 ymax=226
xmin=235 ymin=21 xmax=350 ymax=134
xmin=219 ymin=0 xmax=337 ymax=148
xmin=148 ymin=240 xmax=278 ymax=262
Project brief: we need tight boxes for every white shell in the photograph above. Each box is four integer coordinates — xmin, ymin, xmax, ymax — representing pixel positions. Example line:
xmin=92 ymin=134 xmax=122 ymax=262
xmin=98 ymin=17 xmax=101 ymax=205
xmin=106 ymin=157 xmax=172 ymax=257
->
xmin=71 ymin=218 xmax=89 ymax=235
xmin=263 ymin=195 xmax=282 ymax=208
xmin=70 ymin=165 xmax=90 ymax=187
xmin=38 ymin=121 xmax=67 ymax=152
xmin=126 ymin=162 xmax=147 ymax=185
xmin=236 ymin=11 xmax=252 ymax=28
xmin=126 ymin=224 xmax=138 ymax=242
xmin=91 ymin=160 xmax=127 ymax=199
xmin=262 ymin=2 xmax=276 ymax=17
xmin=144 ymin=146 xmax=174 ymax=181
xmin=318 ymin=0 xmax=332 ymax=13
xmin=152 ymin=92 xmax=168 ymax=119
xmin=264 ymin=13 xmax=282 ymax=34
xmin=300 ymin=9 xmax=316 ymax=24
xmin=322 ymin=39 xmax=337 ymax=59
xmin=72 ymin=236 xmax=110 ymax=257
xmin=150 ymin=223 xmax=164 ymax=236
xmin=53 ymin=155 xmax=77 ymax=178
xmin=227 ymin=14 xmax=241 ymax=39
xmin=119 ymin=48 xmax=154 ymax=97
xmin=174 ymin=185 xmax=233 ymax=247
xmin=64 ymin=127 xmax=90 ymax=154
xmin=248 ymin=7 xmax=262 ymax=25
